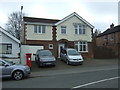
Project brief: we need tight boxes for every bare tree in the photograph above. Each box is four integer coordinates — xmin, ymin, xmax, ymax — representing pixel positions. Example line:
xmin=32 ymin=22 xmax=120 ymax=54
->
xmin=5 ymin=11 xmax=25 ymax=40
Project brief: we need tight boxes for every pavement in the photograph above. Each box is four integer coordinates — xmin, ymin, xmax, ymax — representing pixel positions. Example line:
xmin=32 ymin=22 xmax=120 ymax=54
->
xmin=29 ymin=58 xmax=119 ymax=78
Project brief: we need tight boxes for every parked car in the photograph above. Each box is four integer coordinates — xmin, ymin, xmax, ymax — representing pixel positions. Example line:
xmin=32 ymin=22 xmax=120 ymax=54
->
xmin=35 ymin=50 xmax=56 ymax=67
xmin=0 ymin=59 xmax=31 ymax=80
xmin=60 ymin=48 xmax=83 ymax=65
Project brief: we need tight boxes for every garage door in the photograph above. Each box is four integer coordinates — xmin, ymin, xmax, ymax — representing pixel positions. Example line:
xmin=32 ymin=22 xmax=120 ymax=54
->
xmin=29 ymin=46 xmax=44 ymax=61
xmin=21 ymin=45 xmax=44 ymax=64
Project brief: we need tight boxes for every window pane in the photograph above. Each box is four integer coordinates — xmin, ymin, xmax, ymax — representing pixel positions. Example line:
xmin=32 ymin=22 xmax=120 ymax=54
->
xmin=34 ymin=25 xmax=37 ymax=33
xmin=61 ymin=26 xmax=66 ymax=34
xmin=79 ymin=45 xmax=82 ymax=51
xmin=79 ymin=25 xmax=82 ymax=34
xmin=83 ymin=25 xmax=86 ymax=34
xmin=83 ymin=45 xmax=86 ymax=51
xmin=0 ymin=44 xmax=12 ymax=54
xmin=74 ymin=25 xmax=78 ymax=34
xmin=42 ymin=25 xmax=45 ymax=33
xmin=38 ymin=26 xmax=41 ymax=33
xmin=75 ymin=45 xmax=78 ymax=51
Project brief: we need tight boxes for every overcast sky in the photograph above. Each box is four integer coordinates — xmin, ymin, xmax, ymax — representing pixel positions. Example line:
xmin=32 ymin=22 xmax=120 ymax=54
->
xmin=0 ymin=0 xmax=119 ymax=32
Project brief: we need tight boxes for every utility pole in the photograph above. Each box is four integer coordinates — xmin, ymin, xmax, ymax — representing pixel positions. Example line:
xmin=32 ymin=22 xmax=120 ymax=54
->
xmin=19 ymin=6 xmax=23 ymax=64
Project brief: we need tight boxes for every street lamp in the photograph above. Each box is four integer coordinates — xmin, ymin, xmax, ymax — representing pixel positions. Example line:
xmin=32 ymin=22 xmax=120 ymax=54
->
xmin=19 ymin=6 xmax=23 ymax=64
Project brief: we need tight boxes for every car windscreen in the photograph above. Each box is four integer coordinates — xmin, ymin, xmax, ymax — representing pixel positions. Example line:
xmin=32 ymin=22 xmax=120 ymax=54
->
xmin=39 ymin=51 xmax=52 ymax=56
xmin=68 ymin=50 xmax=79 ymax=55
xmin=4 ymin=60 xmax=14 ymax=65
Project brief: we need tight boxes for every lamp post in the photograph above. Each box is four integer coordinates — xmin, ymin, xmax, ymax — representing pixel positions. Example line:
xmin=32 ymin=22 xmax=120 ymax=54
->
xmin=19 ymin=6 xmax=23 ymax=64
xmin=20 ymin=6 xmax=23 ymax=42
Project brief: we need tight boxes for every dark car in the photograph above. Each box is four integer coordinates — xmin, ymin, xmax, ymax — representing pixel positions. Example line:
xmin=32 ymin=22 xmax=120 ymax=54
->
xmin=0 ymin=59 xmax=31 ymax=80
xmin=60 ymin=48 xmax=84 ymax=65
xmin=35 ymin=50 xmax=56 ymax=67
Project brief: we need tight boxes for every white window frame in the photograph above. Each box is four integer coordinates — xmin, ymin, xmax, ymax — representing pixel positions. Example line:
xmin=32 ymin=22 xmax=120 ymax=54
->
xmin=61 ymin=26 xmax=67 ymax=34
xmin=74 ymin=41 xmax=88 ymax=52
xmin=74 ymin=24 xmax=86 ymax=35
xmin=34 ymin=25 xmax=46 ymax=34
xmin=0 ymin=43 xmax=12 ymax=54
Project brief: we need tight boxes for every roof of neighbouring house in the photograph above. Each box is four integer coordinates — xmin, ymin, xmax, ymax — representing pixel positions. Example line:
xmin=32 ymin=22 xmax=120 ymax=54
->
xmin=0 ymin=26 xmax=20 ymax=43
xmin=97 ymin=25 xmax=120 ymax=37
xmin=23 ymin=17 xmax=60 ymax=24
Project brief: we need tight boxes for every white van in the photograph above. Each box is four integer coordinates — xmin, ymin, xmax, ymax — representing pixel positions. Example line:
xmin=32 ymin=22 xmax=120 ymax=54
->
xmin=60 ymin=48 xmax=84 ymax=65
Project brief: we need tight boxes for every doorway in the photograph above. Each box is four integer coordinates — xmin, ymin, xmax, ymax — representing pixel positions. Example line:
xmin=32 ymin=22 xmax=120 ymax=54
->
xmin=58 ymin=43 xmax=65 ymax=58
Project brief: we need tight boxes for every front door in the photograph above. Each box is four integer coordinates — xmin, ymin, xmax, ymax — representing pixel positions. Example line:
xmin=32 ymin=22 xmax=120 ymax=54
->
xmin=58 ymin=43 xmax=65 ymax=58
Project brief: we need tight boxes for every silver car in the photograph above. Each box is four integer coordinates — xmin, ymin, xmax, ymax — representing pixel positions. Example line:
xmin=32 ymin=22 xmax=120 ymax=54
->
xmin=60 ymin=48 xmax=84 ymax=65
xmin=0 ymin=59 xmax=31 ymax=80
xmin=35 ymin=50 xmax=56 ymax=67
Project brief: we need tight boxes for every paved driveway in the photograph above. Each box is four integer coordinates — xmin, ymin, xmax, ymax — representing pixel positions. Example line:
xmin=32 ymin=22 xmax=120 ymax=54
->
xmin=30 ymin=58 xmax=118 ymax=77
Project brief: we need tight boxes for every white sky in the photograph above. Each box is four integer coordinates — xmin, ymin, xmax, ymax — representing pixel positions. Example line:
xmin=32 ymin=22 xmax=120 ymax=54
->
xmin=0 ymin=0 xmax=119 ymax=32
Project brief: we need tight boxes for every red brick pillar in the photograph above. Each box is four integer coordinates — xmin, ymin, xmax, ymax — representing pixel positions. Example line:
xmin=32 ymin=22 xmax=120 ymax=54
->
xmin=52 ymin=25 xmax=57 ymax=41
xmin=52 ymin=26 xmax=58 ymax=58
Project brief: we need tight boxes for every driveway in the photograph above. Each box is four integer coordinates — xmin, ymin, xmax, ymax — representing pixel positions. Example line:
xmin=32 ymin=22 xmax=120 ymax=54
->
xmin=30 ymin=58 xmax=118 ymax=77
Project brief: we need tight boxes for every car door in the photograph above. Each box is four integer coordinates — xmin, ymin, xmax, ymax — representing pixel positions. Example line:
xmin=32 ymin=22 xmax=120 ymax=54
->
xmin=1 ymin=61 xmax=12 ymax=76
xmin=64 ymin=50 xmax=68 ymax=62
xmin=0 ymin=61 xmax=3 ymax=77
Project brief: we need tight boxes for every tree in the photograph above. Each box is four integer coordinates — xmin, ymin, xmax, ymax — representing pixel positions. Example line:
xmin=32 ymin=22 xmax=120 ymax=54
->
xmin=5 ymin=11 xmax=25 ymax=41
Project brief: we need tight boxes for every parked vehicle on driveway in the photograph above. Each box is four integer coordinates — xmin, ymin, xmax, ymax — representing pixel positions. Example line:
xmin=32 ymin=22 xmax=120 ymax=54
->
xmin=60 ymin=48 xmax=83 ymax=65
xmin=0 ymin=59 xmax=31 ymax=80
xmin=35 ymin=50 xmax=56 ymax=67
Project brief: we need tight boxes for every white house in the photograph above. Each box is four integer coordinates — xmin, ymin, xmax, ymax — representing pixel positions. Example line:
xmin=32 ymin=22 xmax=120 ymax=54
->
xmin=22 ymin=12 xmax=94 ymax=59
xmin=0 ymin=26 xmax=20 ymax=63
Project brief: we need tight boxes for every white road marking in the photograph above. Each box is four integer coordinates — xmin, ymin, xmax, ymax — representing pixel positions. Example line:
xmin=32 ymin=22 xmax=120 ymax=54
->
xmin=72 ymin=76 xmax=119 ymax=89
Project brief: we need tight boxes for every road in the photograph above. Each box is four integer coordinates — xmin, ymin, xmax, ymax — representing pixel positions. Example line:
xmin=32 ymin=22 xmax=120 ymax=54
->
xmin=2 ymin=69 xmax=119 ymax=89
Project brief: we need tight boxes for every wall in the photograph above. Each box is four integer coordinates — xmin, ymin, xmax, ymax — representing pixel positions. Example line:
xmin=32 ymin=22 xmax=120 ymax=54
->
xmin=25 ymin=24 xmax=53 ymax=40
xmin=0 ymin=32 xmax=20 ymax=58
xmin=96 ymin=32 xmax=120 ymax=57
xmin=20 ymin=45 xmax=44 ymax=65
xmin=56 ymin=16 xmax=92 ymax=42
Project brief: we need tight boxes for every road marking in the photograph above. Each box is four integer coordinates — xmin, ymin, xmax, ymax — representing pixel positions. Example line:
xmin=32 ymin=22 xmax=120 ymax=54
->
xmin=72 ymin=76 xmax=119 ymax=89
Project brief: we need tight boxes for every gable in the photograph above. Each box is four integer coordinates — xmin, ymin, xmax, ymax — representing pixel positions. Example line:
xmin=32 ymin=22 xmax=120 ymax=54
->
xmin=55 ymin=12 xmax=94 ymax=29
xmin=0 ymin=27 xmax=20 ymax=44
xmin=57 ymin=15 xmax=89 ymax=27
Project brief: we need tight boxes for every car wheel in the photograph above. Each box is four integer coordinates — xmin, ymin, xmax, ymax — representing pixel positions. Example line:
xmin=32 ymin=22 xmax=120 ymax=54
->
xmin=12 ymin=70 xmax=24 ymax=80
xmin=37 ymin=61 xmax=40 ymax=67
xmin=35 ymin=58 xmax=37 ymax=63
xmin=66 ymin=60 xmax=70 ymax=65
xmin=60 ymin=58 xmax=62 ymax=61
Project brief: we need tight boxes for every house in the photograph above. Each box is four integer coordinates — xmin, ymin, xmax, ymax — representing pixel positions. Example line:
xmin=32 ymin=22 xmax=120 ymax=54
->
xmin=22 ymin=12 xmax=94 ymax=59
xmin=96 ymin=24 xmax=120 ymax=57
xmin=0 ymin=26 xmax=20 ymax=63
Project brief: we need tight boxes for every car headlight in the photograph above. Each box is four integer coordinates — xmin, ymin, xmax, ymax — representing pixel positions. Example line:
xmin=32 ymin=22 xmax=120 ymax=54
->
xmin=25 ymin=67 xmax=30 ymax=72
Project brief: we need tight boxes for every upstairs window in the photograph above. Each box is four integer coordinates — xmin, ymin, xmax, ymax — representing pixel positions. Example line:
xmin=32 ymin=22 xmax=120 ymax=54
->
xmin=34 ymin=25 xmax=46 ymax=34
xmin=61 ymin=26 xmax=66 ymax=34
xmin=110 ymin=33 xmax=114 ymax=40
xmin=104 ymin=35 xmax=107 ymax=40
xmin=74 ymin=24 xmax=86 ymax=35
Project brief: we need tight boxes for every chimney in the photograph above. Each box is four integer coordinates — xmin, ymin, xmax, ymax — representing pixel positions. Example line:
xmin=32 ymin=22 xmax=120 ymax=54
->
xmin=110 ymin=23 xmax=114 ymax=28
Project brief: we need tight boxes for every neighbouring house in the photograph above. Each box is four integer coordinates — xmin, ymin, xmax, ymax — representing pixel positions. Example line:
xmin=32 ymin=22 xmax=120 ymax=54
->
xmin=96 ymin=24 xmax=120 ymax=58
xmin=0 ymin=26 xmax=20 ymax=63
xmin=22 ymin=12 xmax=94 ymax=59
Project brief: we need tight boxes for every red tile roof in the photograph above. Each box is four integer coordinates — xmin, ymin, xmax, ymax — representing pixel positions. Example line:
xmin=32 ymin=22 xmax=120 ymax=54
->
xmin=97 ymin=25 xmax=120 ymax=37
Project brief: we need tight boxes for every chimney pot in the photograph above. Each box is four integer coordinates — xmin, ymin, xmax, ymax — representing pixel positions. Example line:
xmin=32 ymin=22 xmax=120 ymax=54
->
xmin=110 ymin=23 xmax=114 ymax=28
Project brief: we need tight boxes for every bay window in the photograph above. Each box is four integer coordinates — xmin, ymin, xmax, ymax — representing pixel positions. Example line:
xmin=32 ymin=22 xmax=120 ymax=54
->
xmin=74 ymin=41 xmax=88 ymax=52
